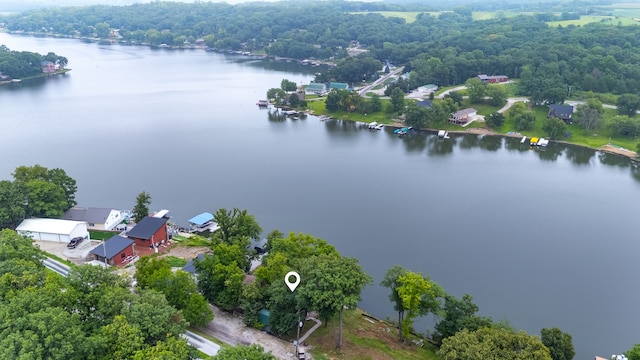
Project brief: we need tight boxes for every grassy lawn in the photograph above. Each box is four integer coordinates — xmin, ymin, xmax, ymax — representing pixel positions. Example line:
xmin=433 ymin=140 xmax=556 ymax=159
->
xmin=307 ymin=99 xmax=397 ymax=124
xmin=350 ymin=11 xmax=421 ymax=23
xmin=89 ymin=230 xmax=119 ymax=240
xmin=307 ymin=310 xmax=439 ymax=360
xmin=46 ymin=253 xmax=75 ymax=267
xmin=165 ymin=255 xmax=188 ymax=267
xmin=175 ymin=235 xmax=212 ymax=247
xmin=547 ymin=15 xmax=639 ymax=27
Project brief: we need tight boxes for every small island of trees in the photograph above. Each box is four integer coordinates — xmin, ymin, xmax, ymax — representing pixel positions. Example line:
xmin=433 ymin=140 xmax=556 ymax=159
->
xmin=0 ymin=45 xmax=68 ymax=80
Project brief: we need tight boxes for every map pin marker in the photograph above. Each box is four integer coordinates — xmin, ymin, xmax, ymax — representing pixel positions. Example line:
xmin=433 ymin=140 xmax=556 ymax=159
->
xmin=285 ymin=271 xmax=301 ymax=292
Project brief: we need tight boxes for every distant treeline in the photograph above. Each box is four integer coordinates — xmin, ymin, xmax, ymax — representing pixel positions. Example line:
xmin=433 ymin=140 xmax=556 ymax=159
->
xmin=2 ymin=1 xmax=640 ymax=93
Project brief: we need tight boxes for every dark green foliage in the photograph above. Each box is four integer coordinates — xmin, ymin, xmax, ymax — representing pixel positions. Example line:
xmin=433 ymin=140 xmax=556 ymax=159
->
xmin=616 ymin=94 xmax=640 ymax=117
xmin=10 ymin=165 xmax=77 ymax=218
xmin=444 ymin=91 xmax=463 ymax=106
xmin=0 ymin=46 xmax=67 ymax=78
xmin=543 ymin=117 xmax=568 ymax=140
xmin=609 ymin=116 xmax=640 ymax=137
xmin=280 ymin=79 xmax=297 ymax=92
xmin=0 ymin=181 xmax=26 ymax=230
xmin=485 ymin=112 xmax=505 ymax=128
xmin=541 ymin=327 xmax=575 ymax=360
xmin=404 ymin=102 xmax=429 ymax=129
xmin=212 ymin=344 xmax=277 ymax=359
xmin=132 ymin=191 xmax=151 ymax=223
xmin=390 ymin=87 xmax=405 ymax=112
xmin=514 ymin=111 xmax=536 ymax=131
xmin=433 ymin=294 xmax=493 ymax=344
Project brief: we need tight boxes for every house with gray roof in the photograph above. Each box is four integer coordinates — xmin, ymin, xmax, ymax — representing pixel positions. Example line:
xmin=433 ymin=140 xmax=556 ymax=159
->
xmin=63 ymin=207 xmax=123 ymax=230
xmin=90 ymin=235 xmax=135 ymax=266
xmin=548 ymin=104 xmax=574 ymax=124
xmin=305 ymin=82 xmax=327 ymax=95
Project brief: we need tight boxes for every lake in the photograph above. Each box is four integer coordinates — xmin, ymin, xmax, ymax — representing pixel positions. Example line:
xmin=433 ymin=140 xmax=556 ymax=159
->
xmin=1 ymin=33 xmax=639 ymax=359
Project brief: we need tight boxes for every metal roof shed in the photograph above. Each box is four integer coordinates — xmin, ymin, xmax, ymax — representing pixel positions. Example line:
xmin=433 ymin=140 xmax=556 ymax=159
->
xmin=16 ymin=218 xmax=89 ymax=243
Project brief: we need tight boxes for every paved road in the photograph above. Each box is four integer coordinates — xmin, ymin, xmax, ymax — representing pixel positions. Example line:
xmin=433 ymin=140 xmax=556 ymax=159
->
xmin=42 ymin=256 xmax=219 ymax=356
xmin=358 ymin=67 xmax=404 ymax=97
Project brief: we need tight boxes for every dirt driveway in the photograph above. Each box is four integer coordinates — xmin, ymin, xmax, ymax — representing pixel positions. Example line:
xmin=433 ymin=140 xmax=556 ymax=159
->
xmin=198 ymin=306 xmax=302 ymax=359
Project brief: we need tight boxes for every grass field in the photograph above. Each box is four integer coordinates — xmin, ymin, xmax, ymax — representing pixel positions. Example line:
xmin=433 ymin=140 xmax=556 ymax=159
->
xmin=547 ymin=15 xmax=639 ymax=27
xmin=308 ymin=310 xmax=439 ymax=360
xmin=350 ymin=11 xmax=421 ymax=23
xmin=89 ymin=230 xmax=120 ymax=240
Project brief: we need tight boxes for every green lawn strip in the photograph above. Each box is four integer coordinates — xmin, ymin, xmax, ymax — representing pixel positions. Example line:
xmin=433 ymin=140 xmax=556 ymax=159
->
xmin=547 ymin=15 xmax=639 ymax=27
xmin=346 ymin=335 xmax=439 ymax=360
xmin=165 ymin=255 xmax=188 ymax=267
xmin=172 ymin=234 xmax=188 ymax=242
xmin=177 ymin=236 xmax=212 ymax=247
xmin=350 ymin=11 xmax=420 ymax=23
xmin=45 ymin=253 xmax=75 ymax=267
xmin=89 ymin=230 xmax=119 ymax=240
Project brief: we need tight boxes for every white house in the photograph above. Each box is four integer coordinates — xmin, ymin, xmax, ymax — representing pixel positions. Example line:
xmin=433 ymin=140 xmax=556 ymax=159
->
xmin=16 ymin=218 xmax=89 ymax=243
xmin=62 ymin=207 xmax=123 ymax=230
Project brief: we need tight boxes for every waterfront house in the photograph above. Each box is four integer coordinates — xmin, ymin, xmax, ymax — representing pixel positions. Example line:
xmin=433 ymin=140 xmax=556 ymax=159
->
xmin=305 ymin=82 xmax=327 ymax=95
xmin=41 ymin=61 xmax=56 ymax=74
xmin=126 ymin=216 xmax=168 ymax=249
xmin=90 ymin=235 xmax=135 ymax=266
xmin=62 ymin=207 xmax=123 ymax=231
xmin=548 ymin=104 xmax=574 ymax=124
xmin=477 ymin=74 xmax=508 ymax=84
xmin=16 ymin=218 xmax=89 ymax=243
xmin=449 ymin=108 xmax=477 ymax=125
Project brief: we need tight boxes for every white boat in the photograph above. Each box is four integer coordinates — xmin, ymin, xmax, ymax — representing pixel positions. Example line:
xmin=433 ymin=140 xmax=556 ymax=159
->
xmin=368 ymin=122 xmax=378 ymax=129
xmin=374 ymin=124 xmax=384 ymax=130
xmin=537 ymin=138 xmax=549 ymax=147
xmin=520 ymin=136 xmax=527 ymax=144
xmin=438 ymin=130 xmax=449 ymax=139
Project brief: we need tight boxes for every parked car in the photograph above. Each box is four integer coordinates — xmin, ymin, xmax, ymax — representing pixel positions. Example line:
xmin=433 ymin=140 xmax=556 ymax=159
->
xmin=67 ymin=237 xmax=84 ymax=249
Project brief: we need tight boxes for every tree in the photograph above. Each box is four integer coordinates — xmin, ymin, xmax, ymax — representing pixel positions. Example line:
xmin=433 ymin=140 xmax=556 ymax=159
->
xmin=439 ymin=327 xmax=552 ymax=360
xmin=626 ymin=344 xmax=640 ymax=360
xmin=122 ymin=289 xmax=187 ymax=345
xmin=132 ymin=191 xmax=151 ymax=223
xmin=298 ymin=255 xmax=371 ymax=348
xmin=381 ymin=265 xmax=408 ymax=342
xmin=0 ymin=181 xmax=26 ymax=230
xmin=94 ymin=22 xmax=110 ymax=38
xmin=444 ymin=91 xmax=463 ymax=106
xmin=609 ymin=115 xmax=640 ymax=137
xmin=266 ymin=88 xmax=285 ymax=102
xmin=288 ymin=93 xmax=300 ymax=107
xmin=135 ymin=257 xmax=213 ymax=326
xmin=213 ymin=207 xmax=262 ymax=245
xmin=515 ymin=111 xmax=536 ymax=131
xmin=132 ymin=334 xmax=196 ymax=360
xmin=195 ymin=253 xmax=244 ymax=311
xmin=369 ymin=94 xmax=383 ymax=113
xmin=616 ymin=94 xmax=640 ymax=117
xmin=434 ymin=294 xmax=493 ymax=344
xmin=12 ymin=165 xmax=77 ymax=216
xmin=325 ymin=89 xmax=342 ymax=112
xmin=486 ymin=85 xmax=507 ymax=106
xmin=465 ymin=78 xmax=486 ymax=104
xmin=212 ymin=344 xmax=277 ymax=360
xmin=485 ymin=112 xmax=505 ymax=128
xmin=404 ymin=103 xmax=429 ymax=129
xmin=541 ymin=327 xmax=575 ymax=360
xmin=99 ymin=315 xmax=146 ymax=360
xmin=390 ymin=87 xmax=405 ymax=113
xmin=574 ymin=99 xmax=604 ymax=132
xmin=542 ymin=117 xmax=568 ymax=140
xmin=280 ymin=79 xmax=297 ymax=92
xmin=397 ymin=271 xmax=444 ymax=341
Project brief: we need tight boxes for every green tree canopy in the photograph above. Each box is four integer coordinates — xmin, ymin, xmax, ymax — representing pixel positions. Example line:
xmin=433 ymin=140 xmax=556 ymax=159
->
xmin=439 ymin=327 xmax=552 ymax=360
xmin=434 ymin=293 xmax=493 ymax=344
xmin=132 ymin=191 xmax=152 ymax=223
xmin=212 ymin=344 xmax=277 ymax=360
xmin=541 ymin=327 xmax=575 ymax=360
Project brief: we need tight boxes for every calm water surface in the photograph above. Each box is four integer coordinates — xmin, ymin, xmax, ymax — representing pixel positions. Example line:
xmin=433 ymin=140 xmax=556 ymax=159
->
xmin=1 ymin=33 xmax=639 ymax=359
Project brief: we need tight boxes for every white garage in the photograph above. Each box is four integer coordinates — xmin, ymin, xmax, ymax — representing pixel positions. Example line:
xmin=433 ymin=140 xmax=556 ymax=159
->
xmin=16 ymin=218 xmax=89 ymax=243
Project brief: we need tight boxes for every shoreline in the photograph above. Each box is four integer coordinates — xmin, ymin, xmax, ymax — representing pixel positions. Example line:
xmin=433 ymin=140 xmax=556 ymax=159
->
xmin=0 ymin=68 xmax=71 ymax=86
xmin=342 ymin=115 xmax=640 ymax=161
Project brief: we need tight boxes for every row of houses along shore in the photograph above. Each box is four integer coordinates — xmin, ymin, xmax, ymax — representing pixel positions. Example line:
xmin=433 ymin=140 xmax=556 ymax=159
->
xmin=14 ymin=207 xmax=226 ymax=267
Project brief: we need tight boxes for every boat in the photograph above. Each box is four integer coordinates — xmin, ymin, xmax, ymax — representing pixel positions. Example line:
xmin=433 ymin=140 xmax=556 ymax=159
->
xmin=368 ymin=122 xmax=378 ymax=129
xmin=256 ymin=99 xmax=269 ymax=107
xmin=438 ymin=130 xmax=449 ymax=139
xmin=374 ymin=124 xmax=384 ymax=130
xmin=520 ymin=136 xmax=527 ymax=144
xmin=530 ymin=137 xmax=539 ymax=146
xmin=394 ymin=127 xmax=412 ymax=135
xmin=536 ymin=138 xmax=549 ymax=147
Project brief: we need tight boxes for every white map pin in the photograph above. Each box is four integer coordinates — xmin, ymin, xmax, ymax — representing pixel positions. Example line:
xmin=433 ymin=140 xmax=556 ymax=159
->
xmin=284 ymin=271 xmax=301 ymax=292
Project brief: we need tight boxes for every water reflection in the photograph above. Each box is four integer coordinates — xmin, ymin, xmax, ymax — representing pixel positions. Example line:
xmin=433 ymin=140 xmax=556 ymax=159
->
xmin=535 ymin=144 xmax=563 ymax=162
xmin=458 ymin=133 xmax=480 ymax=149
xmin=478 ymin=135 xmax=502 ymax=152
xmin=564 ymin=145 xmax=595 ymax=166
xmin=427 ymin=136 xmax=454 ymax=156
xmin=598 ymin=151 xmax=631 ymax=167
xmin=324 ymin=119 xmax=359 ymax=136
xmin=267 ymin=109 xmax=286 ymax=122
xmin=504 ymin=137 xmax=530 ymax=152
xmin=400 ymin=131 xmax=428 ymax=153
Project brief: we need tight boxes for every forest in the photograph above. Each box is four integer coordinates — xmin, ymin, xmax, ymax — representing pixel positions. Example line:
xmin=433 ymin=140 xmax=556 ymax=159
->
xmin=1 ymin=1 xmax=640 ymax=95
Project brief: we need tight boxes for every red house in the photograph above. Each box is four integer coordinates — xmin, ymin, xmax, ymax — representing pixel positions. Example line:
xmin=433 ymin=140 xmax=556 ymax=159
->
xmin=477 ymin=74 xmax=508 ymax=84
xmin=90 ymin=235 xmax=135 ymax=266
xmin=126 ymin=216 xmax=168 ymax=250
